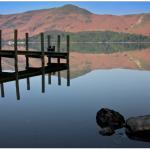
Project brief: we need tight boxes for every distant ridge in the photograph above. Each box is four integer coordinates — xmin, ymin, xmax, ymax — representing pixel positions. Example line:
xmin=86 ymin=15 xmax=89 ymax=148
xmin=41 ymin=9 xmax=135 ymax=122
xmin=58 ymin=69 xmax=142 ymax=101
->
xmin=0 ymin=4 xmax=150 ymax=40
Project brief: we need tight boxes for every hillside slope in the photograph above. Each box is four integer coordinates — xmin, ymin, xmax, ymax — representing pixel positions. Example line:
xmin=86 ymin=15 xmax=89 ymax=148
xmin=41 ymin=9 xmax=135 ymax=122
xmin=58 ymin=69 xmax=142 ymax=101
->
xmin=0 ymin=4 xmax=150 ymax=40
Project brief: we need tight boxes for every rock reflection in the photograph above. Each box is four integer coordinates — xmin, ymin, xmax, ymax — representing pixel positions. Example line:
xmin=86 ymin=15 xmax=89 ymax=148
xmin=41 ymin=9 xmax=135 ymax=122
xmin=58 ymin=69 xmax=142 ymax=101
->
xmin=96 ymin=108 xmax=150 ymax=142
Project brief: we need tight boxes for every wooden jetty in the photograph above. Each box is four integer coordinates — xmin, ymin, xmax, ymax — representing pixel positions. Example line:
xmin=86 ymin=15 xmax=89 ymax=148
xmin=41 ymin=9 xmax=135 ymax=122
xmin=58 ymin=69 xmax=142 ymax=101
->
xmin=0 ymin=29 xmax=70 ymax=100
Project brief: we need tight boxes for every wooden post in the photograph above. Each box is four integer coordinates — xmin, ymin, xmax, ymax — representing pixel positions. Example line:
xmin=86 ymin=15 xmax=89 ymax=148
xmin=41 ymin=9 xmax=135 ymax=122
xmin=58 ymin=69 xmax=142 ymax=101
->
xmin=67 ymin=67 xmax=70 ymax=86
xmin=16 ymin=77 xmax=20 ymax=100
xmin=47 ymin=35 xmax=51 ymax=84
xmin=48 ymin=74 xmax=51 ymax=84
xmin=14 ymin=29 xmax=20 ymax=100
xmin=25 ymin=33 xmax=29 ymax=69
xmin=25 ymin=33 xmax=30 ymax=90
xmin=1 ymin=83 xmax=4 ymax=97
xmin=0 ymin=30 xmax=1 ymax=50
xmin=58 ymin=71 xmax=61 ymax=85
xmin=66 ymin=35 xmax=70 ymax=66
xmin=27 ymin=77 xmax=30 ymax=90
xmin=41 ymin=66 xmax=45 ymax=93
xmin=41 ymin=33 xmax=45 ymax=68
xmin=47 ymin=35 xmax=51 ymax=65
xmin=47 ymin=35 xmax=51 ymax=47
xmin=57 ymin=35 xmax=61 ymax=85
xmin=66 ymin=35 xmax=70 ymax=86
xmin=0 ymin=30 xmax=5 ymax=97
xmin=14 ymin=30 xmax=18 ymax=73
xmin=0 ymin=30 xmax=1 ymax=69
xmin=57 ymin=35 xmax=60 ymax=64
xmin=41 ymin=33 xmax=45 ymax=93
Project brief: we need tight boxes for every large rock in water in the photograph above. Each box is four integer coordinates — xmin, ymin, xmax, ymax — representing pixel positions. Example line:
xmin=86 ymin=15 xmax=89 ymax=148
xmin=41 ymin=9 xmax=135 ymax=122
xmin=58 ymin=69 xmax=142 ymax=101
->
xmin=125 ymin=115 xmax=150 ymax=142
xmin=96 ymin=108 xmax=125 ymax=134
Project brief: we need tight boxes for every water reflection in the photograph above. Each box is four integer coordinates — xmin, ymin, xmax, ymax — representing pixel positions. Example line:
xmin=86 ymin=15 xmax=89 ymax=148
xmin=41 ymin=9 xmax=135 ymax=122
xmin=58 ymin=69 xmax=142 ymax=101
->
xmin=126 ymin=130 xmax=150 ymax=143
xmin=0 ymin=83 xmax=4 ymax=97
xmin=0 ymin=69 xmax=150 ymax=147
xmin=27 ymin=42 xmax=150 ymax=53
xmin=96 ymin=108 xmax=150 ymax=143
xmin=0 ymin=65 xmax=70 ymax=100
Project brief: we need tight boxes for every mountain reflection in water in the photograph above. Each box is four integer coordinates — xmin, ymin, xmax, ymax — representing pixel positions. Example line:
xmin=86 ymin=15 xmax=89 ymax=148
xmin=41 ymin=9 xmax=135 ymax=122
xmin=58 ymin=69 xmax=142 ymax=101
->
xmin=28 ymin=42 xmax=150 ymax=53
xmin=0 ymin=69 xmax=150 ymax=147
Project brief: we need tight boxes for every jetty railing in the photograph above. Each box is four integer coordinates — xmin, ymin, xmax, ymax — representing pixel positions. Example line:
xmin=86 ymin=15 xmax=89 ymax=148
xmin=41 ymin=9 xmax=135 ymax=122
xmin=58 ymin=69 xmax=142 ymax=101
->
xmin=0 ymin=29 xmax=70 ymax=100
xmin=0 ymin=30 xmax=70 ymax=69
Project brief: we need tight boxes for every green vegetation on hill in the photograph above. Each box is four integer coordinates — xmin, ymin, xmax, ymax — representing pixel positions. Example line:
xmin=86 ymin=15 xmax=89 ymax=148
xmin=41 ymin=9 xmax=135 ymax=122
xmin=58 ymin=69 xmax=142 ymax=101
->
xmin=23 ymin=30 xmax=150 ymax=53
xmin=29 ymin=30 xmax=150 ymax=42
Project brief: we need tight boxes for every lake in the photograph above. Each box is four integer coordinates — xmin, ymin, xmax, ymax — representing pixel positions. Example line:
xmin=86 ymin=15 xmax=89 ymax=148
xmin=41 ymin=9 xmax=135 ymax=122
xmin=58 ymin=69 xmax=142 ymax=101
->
xmin=0 ymin=69 xmax=150 ymax=148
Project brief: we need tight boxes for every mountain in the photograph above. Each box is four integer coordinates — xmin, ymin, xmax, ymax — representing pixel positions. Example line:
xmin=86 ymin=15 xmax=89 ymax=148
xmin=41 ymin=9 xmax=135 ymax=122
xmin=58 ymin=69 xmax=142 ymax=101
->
xmin=0 ymin=4 xmax=150 ymax=40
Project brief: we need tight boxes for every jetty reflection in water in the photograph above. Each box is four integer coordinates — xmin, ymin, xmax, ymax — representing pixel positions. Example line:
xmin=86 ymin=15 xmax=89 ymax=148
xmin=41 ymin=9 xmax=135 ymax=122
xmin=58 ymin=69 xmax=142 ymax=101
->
xmin=0 ymin=64 xmax=70 ymax=100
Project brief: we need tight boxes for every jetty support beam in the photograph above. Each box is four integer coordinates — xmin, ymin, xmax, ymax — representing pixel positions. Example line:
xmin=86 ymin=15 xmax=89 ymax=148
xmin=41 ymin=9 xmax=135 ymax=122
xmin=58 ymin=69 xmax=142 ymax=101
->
xmin=41 ymin=33 xmax=45 ymax=93
xmin=67 ymin=35 xmax=70 ymax=86
xmin=14 ymin=29 xmax=20 ymax=100
xmin=47 ymin=35 xmax=51 ymax=84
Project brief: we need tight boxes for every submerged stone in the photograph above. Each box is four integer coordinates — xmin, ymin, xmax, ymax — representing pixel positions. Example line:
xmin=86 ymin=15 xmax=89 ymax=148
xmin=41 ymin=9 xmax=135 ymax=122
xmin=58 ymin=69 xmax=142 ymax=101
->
xmin=125 ymin=115 xmax=150 ymax=141
xmin=96 ymin=108 xmax=125 ymax=130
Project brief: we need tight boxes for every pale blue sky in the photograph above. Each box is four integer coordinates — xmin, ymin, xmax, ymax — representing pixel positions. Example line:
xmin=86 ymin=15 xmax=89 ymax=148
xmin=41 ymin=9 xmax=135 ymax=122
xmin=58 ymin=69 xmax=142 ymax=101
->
xmin=0 ymin=2 xmax=150 ymax=15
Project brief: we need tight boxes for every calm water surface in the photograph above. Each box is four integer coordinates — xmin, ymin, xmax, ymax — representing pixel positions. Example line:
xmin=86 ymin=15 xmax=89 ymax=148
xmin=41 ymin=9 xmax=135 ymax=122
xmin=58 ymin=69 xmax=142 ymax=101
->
xmin=0 ymin=69 xmax=150 ymax=148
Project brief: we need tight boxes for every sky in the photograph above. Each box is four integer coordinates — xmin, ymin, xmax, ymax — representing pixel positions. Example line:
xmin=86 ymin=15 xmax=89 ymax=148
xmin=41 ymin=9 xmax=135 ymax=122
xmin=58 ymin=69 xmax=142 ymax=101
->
xmin=0 ymin=1 xmax=150 ymax=15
